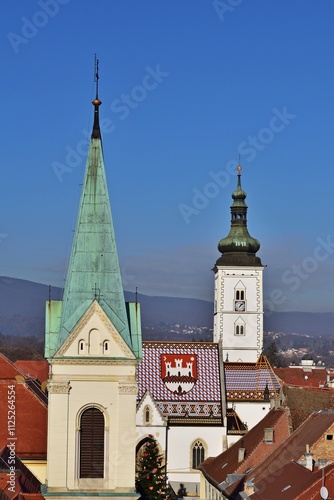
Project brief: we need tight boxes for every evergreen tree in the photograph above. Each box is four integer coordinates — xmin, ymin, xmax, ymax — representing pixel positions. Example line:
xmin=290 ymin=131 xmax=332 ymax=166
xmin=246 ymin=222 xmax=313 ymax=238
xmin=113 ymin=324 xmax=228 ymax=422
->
xmin=264 ymin=341 xmax=285 ymax=367
xmin=136 ymin=435 xmax=175 ymax=499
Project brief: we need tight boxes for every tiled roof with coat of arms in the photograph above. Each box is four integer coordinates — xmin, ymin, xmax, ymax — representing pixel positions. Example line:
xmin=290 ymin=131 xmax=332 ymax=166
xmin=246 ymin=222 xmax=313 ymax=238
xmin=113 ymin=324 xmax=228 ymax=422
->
xmin=137 ymin=341 xmax=222 ymax=420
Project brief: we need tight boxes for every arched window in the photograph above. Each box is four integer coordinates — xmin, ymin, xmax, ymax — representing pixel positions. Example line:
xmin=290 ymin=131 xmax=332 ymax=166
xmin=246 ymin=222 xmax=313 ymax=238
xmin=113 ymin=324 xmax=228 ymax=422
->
xmin=192 ymin=440 xmax=205 ymax=469
xmin=79 ymin=407 xmax=104 ymax=478
xmin=103 ymin=340 xmax=110 ymax=354
xmin=235 ymin=323 xmax=245 ymax=336
xmin=78 ymin=340 xmax=86 ymax=355
xmin=144 ymin=406 xmax=151 ymax=424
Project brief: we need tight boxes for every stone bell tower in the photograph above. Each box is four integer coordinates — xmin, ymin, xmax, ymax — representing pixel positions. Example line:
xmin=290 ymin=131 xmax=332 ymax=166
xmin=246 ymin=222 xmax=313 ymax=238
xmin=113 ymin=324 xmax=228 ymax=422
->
xmin=213 ymin=166 xmax=264 ymax=362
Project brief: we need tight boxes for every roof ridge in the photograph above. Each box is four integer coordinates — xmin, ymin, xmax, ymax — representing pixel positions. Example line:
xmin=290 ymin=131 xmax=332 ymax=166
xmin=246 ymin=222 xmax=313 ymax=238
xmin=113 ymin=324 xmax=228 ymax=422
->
xmin=234 ymin=408 xmax=288 ymax=474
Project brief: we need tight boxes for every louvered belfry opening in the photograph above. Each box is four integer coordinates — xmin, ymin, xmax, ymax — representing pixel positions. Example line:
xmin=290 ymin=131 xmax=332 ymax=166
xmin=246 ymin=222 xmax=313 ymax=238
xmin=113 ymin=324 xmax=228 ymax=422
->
xmin=79 ymin=407 xmax=105 ymax=478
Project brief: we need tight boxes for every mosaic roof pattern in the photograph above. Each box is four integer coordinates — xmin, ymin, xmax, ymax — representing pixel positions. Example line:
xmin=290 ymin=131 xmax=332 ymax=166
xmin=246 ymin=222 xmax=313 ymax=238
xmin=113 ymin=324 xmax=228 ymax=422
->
xmin=137 ymin=342 xmax=221 ymax=418
xmin=225 ymin=356 xmax=281 ymax=401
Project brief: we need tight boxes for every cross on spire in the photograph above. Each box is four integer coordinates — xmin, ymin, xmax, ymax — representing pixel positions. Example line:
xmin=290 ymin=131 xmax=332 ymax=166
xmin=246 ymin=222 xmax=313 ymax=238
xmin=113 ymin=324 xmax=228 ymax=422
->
xmin=92 ymin=283 xmax=103 ymax=302
xmin=92 ymin=54 xmax=102 ymax=139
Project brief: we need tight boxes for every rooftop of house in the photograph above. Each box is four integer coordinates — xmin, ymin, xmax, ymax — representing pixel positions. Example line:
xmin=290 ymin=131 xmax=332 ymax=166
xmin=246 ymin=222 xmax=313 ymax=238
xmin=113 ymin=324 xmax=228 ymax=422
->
xmin=0 ymin=446 xmax=43 ymax=500
xmin=0 ymin=354 xmax=27 ymax=380
xmin=230 ymin=410 xmax=334 ymax=498
xmin=14 ymin=360 xmax=49 ymax=384
xmin=199 ymin=407 xmax=290 ymax=489
xmin=248 ymin=461 xmax=334 ymax=500
xmin=0 ymin=355 xmax=47 ymax=459
xmin=274 ymin=366 xmax=333 ymax=388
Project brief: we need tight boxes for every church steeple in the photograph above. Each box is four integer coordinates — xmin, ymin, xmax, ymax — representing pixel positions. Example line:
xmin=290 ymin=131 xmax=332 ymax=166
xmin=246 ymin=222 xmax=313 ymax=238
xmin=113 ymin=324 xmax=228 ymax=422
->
xmin=44 ymin=63 xmax=141 ymax=499
xmin=216 ymin=166 xmax=262 ymax=267
xmin=46 ymin=60 xmax=139 ymax=357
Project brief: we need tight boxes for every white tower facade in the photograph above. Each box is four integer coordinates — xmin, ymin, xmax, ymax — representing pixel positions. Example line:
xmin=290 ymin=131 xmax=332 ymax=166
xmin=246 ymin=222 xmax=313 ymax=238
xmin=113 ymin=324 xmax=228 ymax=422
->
xmin=213 ymin=166 xmax=264 ymax=362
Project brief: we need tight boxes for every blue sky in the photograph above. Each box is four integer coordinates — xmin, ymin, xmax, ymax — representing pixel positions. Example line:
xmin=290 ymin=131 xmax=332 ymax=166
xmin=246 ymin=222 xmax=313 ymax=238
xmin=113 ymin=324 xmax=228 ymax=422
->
xmin=1 ymin=0 xmax=334 ymax=313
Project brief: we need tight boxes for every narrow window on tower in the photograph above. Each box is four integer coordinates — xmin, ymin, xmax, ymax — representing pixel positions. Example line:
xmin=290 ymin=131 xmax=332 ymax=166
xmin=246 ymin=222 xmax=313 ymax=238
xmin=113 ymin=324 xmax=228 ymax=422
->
xmin=234 ymin=282 xmax=246 ymax=312
xmin=79 ymin=407 xmax=104 ymax=478
xmin=235 ymin=318 xmax=245 ymax=336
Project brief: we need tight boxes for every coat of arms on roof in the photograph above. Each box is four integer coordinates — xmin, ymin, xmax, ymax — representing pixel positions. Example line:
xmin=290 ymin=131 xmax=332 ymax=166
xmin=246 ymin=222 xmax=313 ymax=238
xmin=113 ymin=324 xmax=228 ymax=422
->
xmin=161 ymin=354 xmax=197 ymax=394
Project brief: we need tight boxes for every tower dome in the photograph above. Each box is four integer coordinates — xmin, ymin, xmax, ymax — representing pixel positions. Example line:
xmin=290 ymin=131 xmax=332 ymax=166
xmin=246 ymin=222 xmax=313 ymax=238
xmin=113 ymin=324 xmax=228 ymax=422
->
xmin=216 ymin=166 xmax=262 ymax=266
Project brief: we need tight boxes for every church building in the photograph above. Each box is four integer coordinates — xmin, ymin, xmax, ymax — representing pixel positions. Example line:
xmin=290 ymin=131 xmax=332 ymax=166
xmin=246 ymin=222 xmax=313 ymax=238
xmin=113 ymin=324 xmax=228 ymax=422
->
xmin=136 ymin=168 xmax=281 ymax=493
xmin=43 ymin=73 xmax=142 ymax=499
xmin=36 ymin=68 xmax=280 ymax=498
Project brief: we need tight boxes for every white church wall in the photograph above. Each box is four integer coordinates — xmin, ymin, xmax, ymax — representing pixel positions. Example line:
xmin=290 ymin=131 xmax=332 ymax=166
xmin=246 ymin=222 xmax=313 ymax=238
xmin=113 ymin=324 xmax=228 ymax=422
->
xmin=166 ymin=425 xmax=226 ymax=494
xmin=230 ymin=401 xmax=271 ymax=430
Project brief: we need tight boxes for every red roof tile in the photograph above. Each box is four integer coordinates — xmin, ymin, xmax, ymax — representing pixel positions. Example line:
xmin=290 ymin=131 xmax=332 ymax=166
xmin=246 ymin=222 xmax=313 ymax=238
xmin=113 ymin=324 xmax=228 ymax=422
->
xmin=200 ymin=407 xmax=290 ymax=488
xmin=0 ymin=447 xmax=42 ymax=498
xmin=240 ymin=411 xmax=334 ymax=496
xmin=0 ymin=382 xmax=47 ymax=458
xmin=0 ymin=354 xmax=26 ymax=380
xmin=274 ymin=366 xmax=329 ymax=388
xmin=295 ymin=464 xmax=334 ymax=500
xmin=14 ymin=361 xmax=49 ymax=384
xmin=251 ymin=461 xmax=334 ymax=500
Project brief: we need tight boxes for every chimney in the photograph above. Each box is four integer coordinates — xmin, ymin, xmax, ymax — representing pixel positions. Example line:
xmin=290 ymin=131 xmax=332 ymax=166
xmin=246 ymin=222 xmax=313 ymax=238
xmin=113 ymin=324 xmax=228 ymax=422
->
xmin=305 ymin=445 xmax=314 ymax=471
xmin=238 ymin=447 xmax=245 ymax=463
xmin=318 ymin=458 xmax=327 ymax=469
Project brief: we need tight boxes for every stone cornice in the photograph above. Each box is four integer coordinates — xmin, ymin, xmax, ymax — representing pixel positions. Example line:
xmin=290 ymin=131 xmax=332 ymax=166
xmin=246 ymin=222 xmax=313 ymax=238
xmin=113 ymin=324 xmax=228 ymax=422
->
xmin=51 ymin=358 xmax=137 ymax=366
xmin=119 ymin=384 xmax=138 ymax=395
xmin=47 ymin=382 xmax=71 ymax=394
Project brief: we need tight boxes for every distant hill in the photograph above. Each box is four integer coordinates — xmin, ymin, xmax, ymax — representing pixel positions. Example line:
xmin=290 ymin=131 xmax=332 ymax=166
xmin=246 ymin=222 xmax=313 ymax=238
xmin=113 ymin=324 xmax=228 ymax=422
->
xmin=0 ymin=276 xmax=333 ymax=338
xmin=264 ymin=311 xmax=334 ymax=337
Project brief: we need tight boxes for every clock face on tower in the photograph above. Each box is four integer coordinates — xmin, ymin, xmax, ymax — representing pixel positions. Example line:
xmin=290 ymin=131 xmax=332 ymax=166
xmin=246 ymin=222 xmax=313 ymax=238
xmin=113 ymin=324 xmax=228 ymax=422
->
xmin=234 ymin=300 xmax=245 ymax=312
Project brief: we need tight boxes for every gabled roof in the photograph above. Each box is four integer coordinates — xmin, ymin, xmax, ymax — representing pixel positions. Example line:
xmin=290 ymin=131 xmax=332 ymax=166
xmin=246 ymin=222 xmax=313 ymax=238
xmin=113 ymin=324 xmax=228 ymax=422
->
xmin=199 ymin=407 xmax=289 ymax=489
xmin=0 ymin=354 xmax=26 ymax=380
xmin=0 ymin=446 xmax=43 ymax=499
xmin=0 ymin=382 xmax=47 ymax=458
xmin=226 ymin=408 xmax=248 ymax=435
xmin=236 ymin=411 xmax=334 ymax=497
xmin=250 ymin=461 xmax=334 ymax=500
xmin=294 ymin=463 xmax=334 ymax=500
xmin=225 ymin=355 xmax=281 ymax=401
xmin=14 ymin=361 xmax=49 ymax=384
xmin=136 ymin=390 xmax=167 ymax=427
xmin=137 ymin=341 xmax=223 ymax=421
xmin=274 ymin=366 xmax=329 ymax=388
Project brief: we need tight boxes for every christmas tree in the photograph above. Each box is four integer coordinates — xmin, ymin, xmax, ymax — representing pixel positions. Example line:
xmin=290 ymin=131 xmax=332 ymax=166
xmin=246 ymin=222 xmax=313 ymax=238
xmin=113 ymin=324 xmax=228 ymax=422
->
xmin=136 ymin=434 xmax=175 ymax=499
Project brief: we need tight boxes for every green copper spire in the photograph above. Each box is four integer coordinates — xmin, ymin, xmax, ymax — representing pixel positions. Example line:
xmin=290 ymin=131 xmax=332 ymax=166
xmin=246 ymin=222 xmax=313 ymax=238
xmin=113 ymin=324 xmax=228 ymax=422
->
xmin=216 ymin=165 xmax=262 ymax=267
xmin=56 ymin=72 xmax=133 ymax=351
